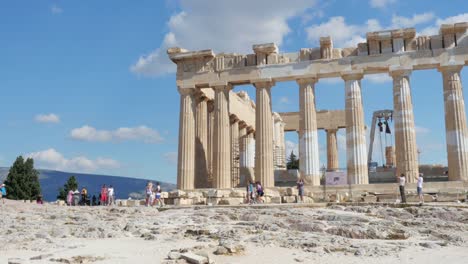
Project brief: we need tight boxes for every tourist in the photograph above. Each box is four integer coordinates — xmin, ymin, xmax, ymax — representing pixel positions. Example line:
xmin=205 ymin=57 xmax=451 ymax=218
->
xmin=145 ymin=181 xmax=153 ymax=207
xmin=256 ymin=181 xmax=264 ymax=203
xmin=0 ymin=183 xmax=6 ymax=204
xmin=248 ymin=180 xmax=256 ymax=204
xmin=297 ymin=178 xmax=305 ymax=203
xmin=73 ymin=189 xmax=80 ymax=206
xmin=417 ymin=173 xmax=424 ymax=205
xmin=107 ymin=185 xmax=115 ymax=206
xmin=67 ymin=189 xmax=74 ymax=206
xmin=81 ymin=187 xmax=88 ymax=206
xmin=399 ymin=174 xmax=406 ymax=203
xmin=153 ymin=182 xmax=164 ymax=207
xmin=100 ymin=184 xmax=108 ymax=206
xmin=92 ymin=195 xmax=97 ymax=206
xmin=36 ymin=194 xmax=43 ymax=205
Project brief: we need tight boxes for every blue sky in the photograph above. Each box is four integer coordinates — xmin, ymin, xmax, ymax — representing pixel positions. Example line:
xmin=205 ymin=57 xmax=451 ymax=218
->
xmin=0 ymin=0 xmax=467 ymax=183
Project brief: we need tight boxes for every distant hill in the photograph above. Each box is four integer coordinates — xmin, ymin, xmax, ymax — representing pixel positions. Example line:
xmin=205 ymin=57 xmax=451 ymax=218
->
xmin=0 ymin=167 xmax=176 ymax=201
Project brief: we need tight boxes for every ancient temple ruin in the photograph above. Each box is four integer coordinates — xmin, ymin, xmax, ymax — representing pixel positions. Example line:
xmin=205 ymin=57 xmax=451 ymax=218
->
xmin=169 ymin=23 xmax=468 ymax=192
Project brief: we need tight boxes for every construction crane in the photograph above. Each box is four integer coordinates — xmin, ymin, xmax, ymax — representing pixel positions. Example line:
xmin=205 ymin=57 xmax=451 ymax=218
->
xmin=368 ymin=110 xmax=394 ymax=169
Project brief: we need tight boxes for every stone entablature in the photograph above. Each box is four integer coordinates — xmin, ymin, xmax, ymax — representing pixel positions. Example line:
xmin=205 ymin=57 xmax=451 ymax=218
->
xmin=280 ymin=110 xmax=346 ymax=132
xmin=169 ymin=23 xmax=468 ymax=87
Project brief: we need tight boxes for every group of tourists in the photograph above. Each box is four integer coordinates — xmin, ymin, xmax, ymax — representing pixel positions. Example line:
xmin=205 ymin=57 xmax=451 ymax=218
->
xmin=145 ymin=181 xmax=164 ymax=207
xmin=246 ymin=180 xmax=265 ymax=204
xmin=65 ymin=185 xmax=116 ymax=206
xmin=399 ymin=173 xmax=424 ymax=204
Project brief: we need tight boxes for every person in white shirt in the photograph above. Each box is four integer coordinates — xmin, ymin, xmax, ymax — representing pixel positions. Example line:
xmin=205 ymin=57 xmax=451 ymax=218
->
xmin=399 ymin=174 xmax=406 ymax=203
xmin=107 ymin=185 xmax=115 ymax=206
xmin=417 ymin=173 xmax=424 ymax=204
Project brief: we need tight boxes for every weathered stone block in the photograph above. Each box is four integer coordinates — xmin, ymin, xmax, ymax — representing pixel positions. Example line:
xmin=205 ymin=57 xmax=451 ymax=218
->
xmin=118 ymin=200 xmax=128 ymax=207
xmin=161 ymin=192 xmax=169 ymax=199
xmin=230 ymin=189 xmax=246 ymax=198
xmin=286 ymin=187 xmax=298 ymax=196
xmin=455 ymin=22 xmax=468 ymax=47
xmin=436 ymin=193 xmax=464 ymax=202
xmin=126 ymin=200 xmax=140 ymax=207
xmin=180 ymin=252 xmax=208 ymax=264
xmin=169 ymin=190 xmax=186 ymax=198
xmin=430 ymin=35 xmax=443 ymax=49
xmin=217 ymin=197 xmax=244 ymax=205
xmin=187 ymin=191 xmax=203 ymax=199
xmin=361 ymin=195 xmax=377 ymax=203
xmin=393 ymin=38 xmax=404 ymax=53
xmin=282 ymin=196 xmax=297 ymax=203
xmin=174 ymin=198 xmax=193 ymax=206
xmin=270 ymin=196 xmax=282 ymax=204
xmin=264 ymin=188 xmax=281 ymax=197
xmin=357 ymin=43 xmax=368 ymax=56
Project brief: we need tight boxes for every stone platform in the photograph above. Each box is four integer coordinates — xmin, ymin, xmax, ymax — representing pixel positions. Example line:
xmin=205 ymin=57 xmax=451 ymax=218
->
xmin=114 ymin=181 xmax=468 ymax=207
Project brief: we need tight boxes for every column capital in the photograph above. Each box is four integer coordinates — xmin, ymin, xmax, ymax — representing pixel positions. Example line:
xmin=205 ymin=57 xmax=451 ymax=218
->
xmin=438 ymin=63 xmax=464 ymax=74
xmin=246 ymin=126 xmax=255 ymax=135
xmin=209 ymin=81 xmax=232 ymax=91
xmin=341 ymin=70 xmax=364 ymax=81
xmin=229 ymin=114 xmax=240 ymax=124
xmin=177 ymin=86 xmax=195 ymax=95
xmin=325 ymin=128 xmax=338 ymax=133
xmin=296 ymin=76 xmax=318 ymax=86
xmin=238 ymin=121 xmax=248 ymax=129
xmin=389 ymin=66 xmax=412 ymax=78
xmin=252 ymin=78 xmax=275 ymax=89
xmin=194 ymin=89 xmax=209 ymax=102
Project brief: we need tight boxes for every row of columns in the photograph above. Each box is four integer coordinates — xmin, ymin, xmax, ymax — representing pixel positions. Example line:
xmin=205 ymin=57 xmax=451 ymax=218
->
xmin=177 ymin=65 xmax=468 ymax=190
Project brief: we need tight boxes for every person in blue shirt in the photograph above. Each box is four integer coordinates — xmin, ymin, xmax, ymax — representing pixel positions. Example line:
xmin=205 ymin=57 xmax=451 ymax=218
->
xmin=0 ymin=183 xmax=6 ymax=204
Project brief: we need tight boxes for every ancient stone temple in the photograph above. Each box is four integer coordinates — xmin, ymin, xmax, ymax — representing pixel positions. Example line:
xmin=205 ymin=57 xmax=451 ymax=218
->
xmin=169 ymin=22 xmax=468 ymax=191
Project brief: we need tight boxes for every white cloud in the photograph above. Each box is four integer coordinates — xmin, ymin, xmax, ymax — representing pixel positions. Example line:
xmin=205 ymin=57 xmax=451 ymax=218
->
xmin=391 ymin=13 xmax=435 ymax=29
xmin=369 ymin=0 xmax=396 ymax=9
xmin=51 ymin=5 xmax=63 ymax=14
xmin=279 ymin=96 xmax=290 ymax=104
xmin=70 ymin=125 xmax=163 ymax=143
xmin=285 ymin=140 xmax=299 ymax=156
xmin=27 ymin=148 xmax=120 ymax=172
xmin=35 ymin=113 xmax=60 ymax=123
xmin=130 ymin=0 xmax=317 ymax=76
xmin=421 ymin=13 xmax=468 ymax=36
xmin=163 ymin=152 xmax=178 ymax=165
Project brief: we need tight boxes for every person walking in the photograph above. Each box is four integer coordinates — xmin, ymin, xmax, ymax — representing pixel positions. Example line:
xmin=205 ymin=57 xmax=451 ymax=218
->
xmin=248 ymin=180 xmax=256 ymax=204
xmin=417 ymin=173 xmax=424 ymax=205
xmin=73 ymin=189 xmax=80 ymax=206
xmin=81 ymin=187 xmax=88 ymax=205
xmin=107 ymin=185 xmax=115 ymax=206
xmin=153 ymin=182 xmax=164 ymax=207
xmin=67 ymin=189 xmax=74 ymax=206
xmin=145 ymin=181 xmax=153 ymax=207
xmin=297 ymin=178 xmax=305 ymax=203
xmin=256 ymin=181 xmax=264 ymax=203
xmin=399 ymin=174 xmax=406 ymax=203
xmin=100 ymin=184 xmax=108 ymax=206
xmin=0 ymin=183 xmax=6 ymax=204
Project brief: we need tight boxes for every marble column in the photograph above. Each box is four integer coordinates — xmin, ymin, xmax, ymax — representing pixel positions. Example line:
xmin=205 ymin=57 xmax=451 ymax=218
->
xmin=297 ymin=78 xmax=320 ymax=186
xmin=254 ymin=81 xmax=275 ymax=187
xmin=177 ymin=88 xmax=195 ymax=190
xmin=244 ymin=129 xmax=256 ymax=183
xmin=212 ymin=85 xmax=231 ymax=189
xmin=342 ymin=72 xmax=368 ymax=184
xmin=194 ymin=91 xmax=209 ymax=188
xmin=390 ymin=68 xmax=419 ymax=183
xmin=230 ymin=115 xmax=240 ymax=187
xmin=326 ymin=128 xmax=339 ymax=171
xmin=206 ymin=100 xmax=215 ymax=187
xmin=238 ymin=122 xmax=248 ymax=185
xmin=439 ymin=64 xmax=468 ymax=181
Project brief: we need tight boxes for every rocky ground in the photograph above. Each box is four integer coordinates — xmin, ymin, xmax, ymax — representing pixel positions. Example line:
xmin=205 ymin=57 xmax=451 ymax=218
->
xmin=1 ymin=200 xmax=468 ymax=264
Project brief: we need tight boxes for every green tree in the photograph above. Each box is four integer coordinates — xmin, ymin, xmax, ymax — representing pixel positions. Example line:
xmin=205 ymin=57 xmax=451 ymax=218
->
xmin=286 ymin=151 xmax=299 ymax=170
xmin=57 ymin=176 xmax=78 ymax=200
xmin=4 ymin=156 xmax=41 ymax=200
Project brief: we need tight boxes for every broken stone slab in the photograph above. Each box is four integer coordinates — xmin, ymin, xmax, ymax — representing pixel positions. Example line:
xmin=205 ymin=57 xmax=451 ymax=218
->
xmin=180 ymin=252 xmax=208 ymax=264
xmin=126 ymin=200 xmax=140 ymax=207
xmin=169 ymin=190 xmax=187 ymax=198
xmin=173 ymin=198 xmax=193 ymax=206
xmin=217 ymin=198 xmax=244 ymax=205
xmin=167 ymin=251 xmax=181 ymax=260
xmin=282 ymin=196 xmax=297 ymax=203
xmin=229 ymin=189 xmax=246 ymax=198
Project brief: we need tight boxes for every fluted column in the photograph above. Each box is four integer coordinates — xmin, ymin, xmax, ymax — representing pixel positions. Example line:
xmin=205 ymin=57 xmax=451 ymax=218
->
xmin=254 ymin=80 xmax=275 ymax=187
xmin=342 ymin=72 xmax=368 ymax=184
xmin=390 ymin=68 xmax=419 ymax=183
xmin=439 ymin=64 xmax=468 ymax=181
xmin=212 ymin=85 xmax=231 ymax=189
xmin=239 ymin=122 xmax=248 ymax=185
xmin=206 ymin=100 xmax=214 ymax=187
xmin=230 ymin=115 xmax=240 ymax=187
xmin=298 ymin=78 xmax=320 ymax=186
xmin=194 ymin=91 xmax=209 ymax=188
xmin=177 ymin=88 xmax=196 ymax=190
xmin=326 ymin=128 xmax=339 ymax=171
xmin=245 ymin=129 xmax=256 ymax=182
